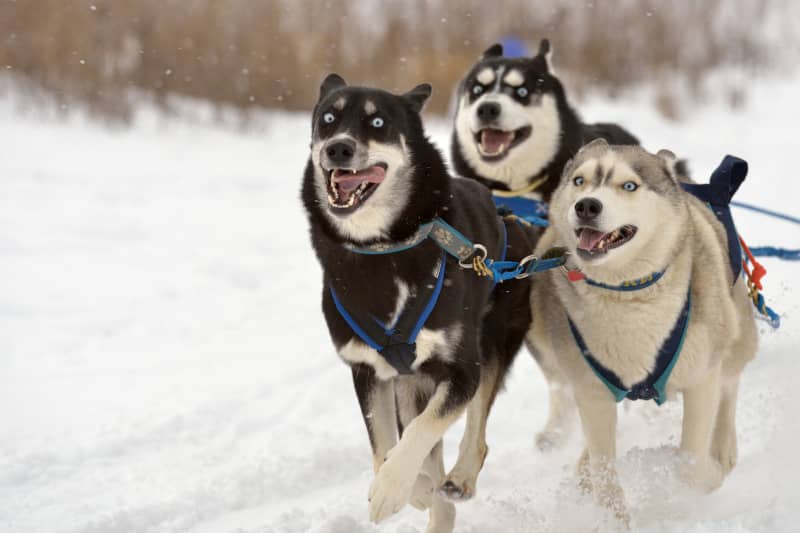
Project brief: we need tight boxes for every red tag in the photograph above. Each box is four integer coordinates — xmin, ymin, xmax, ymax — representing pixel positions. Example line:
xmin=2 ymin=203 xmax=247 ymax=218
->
xmin=567 ymin=270 xmax=585 ymax=282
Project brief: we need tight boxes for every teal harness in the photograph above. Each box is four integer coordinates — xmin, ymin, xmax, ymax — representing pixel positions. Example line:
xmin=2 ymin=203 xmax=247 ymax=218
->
xmin=567 ymin=277 xmax=691 ymax=405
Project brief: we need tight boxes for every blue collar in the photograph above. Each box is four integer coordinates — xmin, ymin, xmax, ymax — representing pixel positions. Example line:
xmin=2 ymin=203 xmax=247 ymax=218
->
xmin=568 ymin=289 xmax=692 ymax=405
xmin=343 ymin=218 xmax=476 ymax=261
xmin=582 ymin=269 xmax=667 ymax=291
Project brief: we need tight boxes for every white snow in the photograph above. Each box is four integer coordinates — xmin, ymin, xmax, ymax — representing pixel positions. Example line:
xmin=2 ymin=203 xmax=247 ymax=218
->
xmin=1 ymin=77 xmax=799 ymax=533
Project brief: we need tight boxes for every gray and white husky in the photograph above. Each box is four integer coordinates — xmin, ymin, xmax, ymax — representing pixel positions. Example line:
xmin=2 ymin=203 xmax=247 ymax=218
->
xmin=526 ymin=139 xmax=758 ymax=524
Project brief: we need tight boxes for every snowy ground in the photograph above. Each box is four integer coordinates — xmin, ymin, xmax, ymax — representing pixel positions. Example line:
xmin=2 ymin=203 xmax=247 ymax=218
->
xmin=2 ymin=77 xmax=799 ymax=533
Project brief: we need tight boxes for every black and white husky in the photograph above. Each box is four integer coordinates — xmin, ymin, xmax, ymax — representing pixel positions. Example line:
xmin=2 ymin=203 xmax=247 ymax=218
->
xmin=451 ymin=39 xmax=639 ymax=203
xmin=301 ymin=74 xmax=539 ymax=531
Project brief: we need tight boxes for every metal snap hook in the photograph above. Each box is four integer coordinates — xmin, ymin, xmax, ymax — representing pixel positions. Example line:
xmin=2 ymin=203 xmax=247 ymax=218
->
xmin=458 ymin=243 xmax=488 ymax=270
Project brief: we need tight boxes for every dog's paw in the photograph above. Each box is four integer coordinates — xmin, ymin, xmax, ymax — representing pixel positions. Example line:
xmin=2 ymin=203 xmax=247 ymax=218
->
xmin=711 ymin=431 xmax=738 ymax=477
xmin=425 ymin=501 xmax=456 ymax=533
xmin=368 ymin=459 xmax=416 ymax=523
xmin=438 ymin=478 xmax=475 ymax=502
xmin=596 ymin=478 xmax=631 ymax=530
xmin=576 ymin=449 xmax=593 ymax=494
xmin=676 ymin=453 xmax=725 ymax=493
xmin=535 ymin=429 xmax=565 ymax=452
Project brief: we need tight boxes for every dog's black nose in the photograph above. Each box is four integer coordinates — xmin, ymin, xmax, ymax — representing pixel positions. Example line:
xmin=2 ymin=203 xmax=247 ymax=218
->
xmin=476 ymin=102 xmax=501 ymax=123
xmin=575 ymin=198 xmax=603 ymax=220
xmin=325 ymin=140 xmax=356 ymax=166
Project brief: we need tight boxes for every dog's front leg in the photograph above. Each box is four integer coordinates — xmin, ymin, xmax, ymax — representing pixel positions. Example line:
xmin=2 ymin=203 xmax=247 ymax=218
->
xmin=352 ymin=365 xmax=397 ymax=474
xmin=680 ymin=364 xmax=724 ymax=491
xmin=368 ymin=379 xmax=469 ymax=524
xmin=440 ymin=359 xmax=497 ymax=501
xmin=574 ymin=387 xmax=629 ymax=527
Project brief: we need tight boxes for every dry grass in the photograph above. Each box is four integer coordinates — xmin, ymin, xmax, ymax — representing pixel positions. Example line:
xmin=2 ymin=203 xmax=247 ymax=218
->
xmin=0 ymin=0 xmax=788 ymax=120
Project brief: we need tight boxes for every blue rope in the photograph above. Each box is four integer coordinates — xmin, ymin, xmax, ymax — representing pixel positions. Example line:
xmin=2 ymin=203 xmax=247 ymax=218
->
xmin=748 ymin=246 xmax=800 ymax=261
xmin=755 ymin=292 xmax=781 ymax=328
xmin=727 ymin=201 xmax=800 ymax=261
xmin=731 ymin=201 xmax=800 ymax=225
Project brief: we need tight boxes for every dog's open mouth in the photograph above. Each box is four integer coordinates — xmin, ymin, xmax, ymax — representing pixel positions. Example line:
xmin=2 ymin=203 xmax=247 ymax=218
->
xmin=326 ymin=163 xmax=387 ymax=213
xmin=475 ymin=126 xmax=532 ymax=160
xmin=575 ymin=225 xmax=637 ymax=256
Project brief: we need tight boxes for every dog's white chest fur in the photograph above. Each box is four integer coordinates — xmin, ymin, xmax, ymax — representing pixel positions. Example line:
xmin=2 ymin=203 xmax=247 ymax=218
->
xmin=338 ymin=326 xmax=460 ymax=380
xmin=567 ymin=288 xmax=687 ymax=388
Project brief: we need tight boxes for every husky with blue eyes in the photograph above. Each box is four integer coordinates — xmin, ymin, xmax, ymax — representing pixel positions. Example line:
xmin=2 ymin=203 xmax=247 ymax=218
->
xmin=301 ymin=74 xmax=541 ymax=531
xmin=451 ymin=39 xmax=640 ymax=203
xmin=526 ymin=140 xmax=758 ymax=526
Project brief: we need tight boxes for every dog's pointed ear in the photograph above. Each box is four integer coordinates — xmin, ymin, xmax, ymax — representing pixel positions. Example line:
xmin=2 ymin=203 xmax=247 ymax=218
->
xmin=581 ymin=138 xmax=609 ymax=154
xmin=537 ymin=38 xmax=551 ymax=57
xmin=404 ymin=83 xmax=432 ymax=113
xmin=320 ymin=73 xmax=346 ymax=101
xmin=657 ymin=149 xmax=690 ymax=182
xmin=482 ymin=43 xmax=503 ymax=58
xmin=657 ymin=148 xmax=677 ymax=164
xmin=561 ymin=157 xmax=575 ymax=180
xmin=535 ymin=38 xmax=553 ymax=71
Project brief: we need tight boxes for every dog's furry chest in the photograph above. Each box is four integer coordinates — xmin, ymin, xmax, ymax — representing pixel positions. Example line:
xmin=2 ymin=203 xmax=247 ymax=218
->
xmin=324 ymin=261 xmax=466 ymax=381
xmin=338 ymin=324 xmax=462 ymax=381
xmin=566 ymin=290 xmax=687 ymax=388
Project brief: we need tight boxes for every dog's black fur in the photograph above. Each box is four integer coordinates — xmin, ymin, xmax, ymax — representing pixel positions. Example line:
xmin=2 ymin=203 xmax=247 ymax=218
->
xmin=451 ymin=39 xmax=640 ymax=202
xmin=302 ymin=75 xmax=537 ymax=501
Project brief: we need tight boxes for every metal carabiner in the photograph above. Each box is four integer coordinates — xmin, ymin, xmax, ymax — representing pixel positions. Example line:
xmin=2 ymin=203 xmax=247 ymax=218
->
xmin=458 ymin=243 xmax=488 ymax=270
xmin=514 ymin=254 xmax=538 ymax=279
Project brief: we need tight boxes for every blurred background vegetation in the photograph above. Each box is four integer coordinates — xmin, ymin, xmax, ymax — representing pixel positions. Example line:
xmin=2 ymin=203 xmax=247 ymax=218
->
xmin=1 ymin=0 xmax=797 ymax=121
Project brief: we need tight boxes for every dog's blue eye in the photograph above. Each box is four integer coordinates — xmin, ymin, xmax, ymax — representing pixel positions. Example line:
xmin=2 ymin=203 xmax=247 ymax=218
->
xmin=371 ymin=117 xmax=384 ymax=128
xmin=573 ymin=176 xmax=584 ymax=186
xmin=323 ymin=112 xmax=335 ymax=124
xmin=472 ymin=84 xmax=483 ymax=95
xmin=623 ymin=181 xmax=638 ymax=191
xmin=517 ymin=87 xmax=529 ymax=98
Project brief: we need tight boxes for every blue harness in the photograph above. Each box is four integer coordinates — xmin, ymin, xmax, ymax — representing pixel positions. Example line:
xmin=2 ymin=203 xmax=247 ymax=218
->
xmin=492 ymin=194 xmax=549 ymax=227
xmin=329 ymin=251 xmax=448 ymax=375
xmin=330 ymin=217 xmax=566 ymax=374
xmin=680 ymin=155 xmax=747 ymax=281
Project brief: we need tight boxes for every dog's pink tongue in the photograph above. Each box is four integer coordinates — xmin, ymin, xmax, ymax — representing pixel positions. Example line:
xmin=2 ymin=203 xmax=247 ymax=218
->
xmin=480 ymin=129 xmax=513 ymax=154
xmin=334 ymin=166 xmax=386 ymax=191
xmin=578 ymin=228 xmax=607 ymax=251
